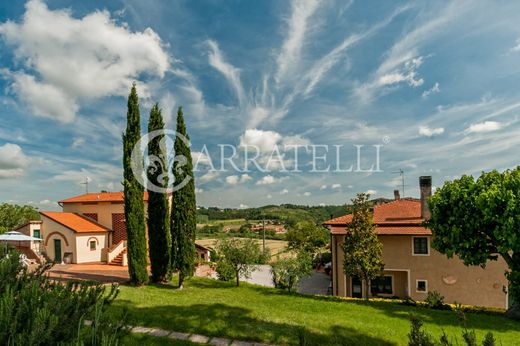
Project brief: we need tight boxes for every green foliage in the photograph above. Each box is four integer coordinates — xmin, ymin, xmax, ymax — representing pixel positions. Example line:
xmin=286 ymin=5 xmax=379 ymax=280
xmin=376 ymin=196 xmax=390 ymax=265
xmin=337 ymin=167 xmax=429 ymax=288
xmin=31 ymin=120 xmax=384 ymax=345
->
xmin=123 ymin=83 xmax=148 ymax=285
xmin=408 ymin=312 xmax=498 ymax=346
xmin=0 ymin=204 xmax=40 ymax=233
xmin=0 ymin=250 xmax=126 ymax=345
xmin=286 ymin=221 xmax=328 ymax=254
xmin=215 ymin=259 xmax=236 ymax=281
xmin=216 ymin=238 xmax=263 ymax=286
xmin=146 ymin=103 xmax=171 ymax=283
xmin=271 ymin=251 xmax=313 ymax=292
xmin=198 ymin=224 xmax=223 ymax=235
xmin=171 ymin=107 xmax=197 ymax=288
xmin=408 ymin=314 xmax=436 ymax=346
xmin=342 ymin=193 xmax=384 ymax=299
xmin=424 ymin=290 xmax=448 ymax=310
xmin=426 ymin=167 xmax=520 ymax=308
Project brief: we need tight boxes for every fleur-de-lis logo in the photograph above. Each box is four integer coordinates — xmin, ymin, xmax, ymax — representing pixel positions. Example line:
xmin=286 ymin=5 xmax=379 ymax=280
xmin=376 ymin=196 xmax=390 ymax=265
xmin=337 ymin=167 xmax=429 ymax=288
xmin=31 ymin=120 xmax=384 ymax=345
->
xmin=131 ymin=129 xmax=192 ymax=193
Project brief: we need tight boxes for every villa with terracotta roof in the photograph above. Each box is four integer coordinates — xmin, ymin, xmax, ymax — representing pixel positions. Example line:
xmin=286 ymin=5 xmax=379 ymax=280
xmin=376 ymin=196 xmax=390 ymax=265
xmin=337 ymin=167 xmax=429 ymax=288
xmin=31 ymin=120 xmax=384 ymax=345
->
xmin=324 ymin=176 xmax=509 ymax=309
xmin=18 ymin=191 xmax=154 ymax=265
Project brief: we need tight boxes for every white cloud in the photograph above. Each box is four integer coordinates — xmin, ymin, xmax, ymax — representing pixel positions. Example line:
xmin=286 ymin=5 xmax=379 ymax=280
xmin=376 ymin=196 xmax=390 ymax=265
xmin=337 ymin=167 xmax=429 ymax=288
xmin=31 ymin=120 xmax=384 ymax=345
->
xmin=422 ymin=82 xmax=440 ymax=98
xmin=238 ymin=203 xmax=249 ymax=209
xmin=282 ymin=134 xmax=312 ymax=147
xmin=39 ymin=199 xmax=53 ymax=205
xmin=198 ymin=171 xmax=219 ymax=183
xmin=275 ymin=0 xmax=321 ymax=85
xmin=366 ymin=189 xmax=377 ymax=196
xmin=266 ymin=194 xmax=272 ymax=199
xmin=466 ymin=121 xmax=502 ymax=134
xmin=239 ymin=129 xmax=282 ymax=153
xmin=255 ymin=175 xmax=288 ymax=185
xmin=280 ymin=188 xmax=289 ymax=195
xmin=511 ymin=38 xmax=520 ymax=52
xmin=303 ymin=191 xmax=311 ymax=196
xmin=331 ymin=183 xmax=341 ymax=189
xmin=207 ymin=39 xmax=244 ymax=105
xmin=195 ymin=188 xmax=204 ymax=194
xmin=71 ymin=137 xmax=85 ymax=148
xmin=226 ymin=174 xmax=251 ymax=185
xmin=0 ymin=143 xmax=32 ymax=178
xmin=320 ymin=184 xmax=327 ymax=190
xmin=419 ymin=126 xmax=445 ymax=137
xmin=377 ymin=56 xmax=424 ymax=88
xmin=0 ymin=0 xmax=170 ymax=122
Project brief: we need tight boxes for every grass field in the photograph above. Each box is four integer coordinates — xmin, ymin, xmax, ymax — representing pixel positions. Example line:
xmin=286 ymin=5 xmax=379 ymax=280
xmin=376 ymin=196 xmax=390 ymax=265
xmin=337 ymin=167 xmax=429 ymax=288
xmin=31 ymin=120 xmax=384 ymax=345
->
xmin=111 ymin=278 xmax=520 ymax=346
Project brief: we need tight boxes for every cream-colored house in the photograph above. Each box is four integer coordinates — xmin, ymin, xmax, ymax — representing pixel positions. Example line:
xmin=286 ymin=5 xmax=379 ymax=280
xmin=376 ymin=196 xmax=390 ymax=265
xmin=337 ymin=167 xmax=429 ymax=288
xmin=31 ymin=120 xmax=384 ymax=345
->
xmin=324 ymin=176 xmax=509 ymax=309
xmin=33 ymin=192 xmax=150 ymax=264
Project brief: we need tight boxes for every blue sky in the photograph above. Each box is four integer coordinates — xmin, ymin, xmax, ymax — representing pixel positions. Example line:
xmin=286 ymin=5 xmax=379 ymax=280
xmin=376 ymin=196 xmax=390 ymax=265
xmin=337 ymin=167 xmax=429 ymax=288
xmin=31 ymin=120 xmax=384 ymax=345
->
xmin=1 ymin=0 xmax=520 ymax=210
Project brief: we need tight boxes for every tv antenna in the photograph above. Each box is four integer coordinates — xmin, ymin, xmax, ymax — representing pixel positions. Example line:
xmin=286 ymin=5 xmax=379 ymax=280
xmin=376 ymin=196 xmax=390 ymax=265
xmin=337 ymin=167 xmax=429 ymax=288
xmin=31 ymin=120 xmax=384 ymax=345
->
xmin=80 ymin=177 xmax=90 ymax=194
xmin=392 ymin=169 xmax=405 ymax=198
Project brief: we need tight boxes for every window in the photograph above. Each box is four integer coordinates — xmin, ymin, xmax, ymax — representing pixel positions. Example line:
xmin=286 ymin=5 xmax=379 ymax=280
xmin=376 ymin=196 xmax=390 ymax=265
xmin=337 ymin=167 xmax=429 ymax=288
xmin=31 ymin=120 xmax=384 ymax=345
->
xmin=413 ymin=237 xmax=429 ymax=255
xmin=33 ymin=229 xmax=40 ymax=239
xmin=90 ymin=240 xmax=96 ymax=251
xmin=371 ymin=276 xmax=393 ymax=295
xmin=416 ymin=280 xmax=428 ymax=293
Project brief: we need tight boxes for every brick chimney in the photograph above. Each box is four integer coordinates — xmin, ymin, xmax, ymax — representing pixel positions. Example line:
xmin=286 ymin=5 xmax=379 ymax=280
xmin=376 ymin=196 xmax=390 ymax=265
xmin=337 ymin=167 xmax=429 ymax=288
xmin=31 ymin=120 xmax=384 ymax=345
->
xmin=419 ymin=176 xmax=432 ymax=220
xmin=394 ymin=189 xmax=400 ymax=200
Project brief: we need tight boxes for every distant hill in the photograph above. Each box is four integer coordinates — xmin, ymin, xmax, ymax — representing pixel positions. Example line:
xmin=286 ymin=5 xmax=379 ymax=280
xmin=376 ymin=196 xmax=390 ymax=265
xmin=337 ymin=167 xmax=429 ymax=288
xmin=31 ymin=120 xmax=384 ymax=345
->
xmin=197 ymin=199 xmax=392 ymax=226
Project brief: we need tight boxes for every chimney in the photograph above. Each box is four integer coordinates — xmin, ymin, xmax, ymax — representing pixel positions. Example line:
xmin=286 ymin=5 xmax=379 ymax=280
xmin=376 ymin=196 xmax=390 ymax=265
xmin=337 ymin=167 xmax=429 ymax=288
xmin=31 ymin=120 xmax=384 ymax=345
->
xmin=394 ymin=189 xmax=400 ymax=200
xmin=419 ymin=176 xmax=432 ymax=220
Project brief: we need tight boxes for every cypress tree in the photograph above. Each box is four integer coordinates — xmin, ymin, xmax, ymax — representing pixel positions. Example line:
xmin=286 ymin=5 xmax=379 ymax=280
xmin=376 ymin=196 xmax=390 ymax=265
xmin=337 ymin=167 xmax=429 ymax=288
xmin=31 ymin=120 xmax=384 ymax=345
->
xmin=170 ymin=106 xmax=197 ymax=288
xmin=122 ymin=83 xmax=148 ymax=285
xmin=147 ymin=103 xmax=171 ymax=282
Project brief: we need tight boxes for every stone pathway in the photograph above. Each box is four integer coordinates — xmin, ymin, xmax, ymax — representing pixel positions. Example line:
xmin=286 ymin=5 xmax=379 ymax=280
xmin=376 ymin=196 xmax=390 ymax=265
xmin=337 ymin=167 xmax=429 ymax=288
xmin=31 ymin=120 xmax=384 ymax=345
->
xmin=129 ymin=325 xmax=277 ymax=346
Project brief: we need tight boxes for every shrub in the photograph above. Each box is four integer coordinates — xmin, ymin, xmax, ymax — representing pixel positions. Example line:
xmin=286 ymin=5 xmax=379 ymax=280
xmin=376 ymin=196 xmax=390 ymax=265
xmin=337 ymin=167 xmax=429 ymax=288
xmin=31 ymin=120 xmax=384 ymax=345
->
xmin=0 ymin=250 xmax=126 ymax=345
xmin=215 ymin=259 xmax=236 ymax=282
xmin=271 ymin=252 xmax=313 ymax=292
xmin=408 ymin=314 xmax=436 ymax=346
xmin=425 ymin=290 xmax=449 ymax=310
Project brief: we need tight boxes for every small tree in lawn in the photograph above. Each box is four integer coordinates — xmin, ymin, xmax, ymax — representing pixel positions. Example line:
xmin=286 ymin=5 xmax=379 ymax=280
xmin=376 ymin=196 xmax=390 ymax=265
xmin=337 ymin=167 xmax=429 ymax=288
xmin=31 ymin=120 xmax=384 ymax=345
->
xmin=146 ymin=103 xmax=171 ymax=283
xmin=342 ymin=193 xmax=384 ymax=300
xmin=170 ymin=106 xmax=197 ymax=289
xmin=217 ymin=238 xmax=262 ymax=287
xmin=122 ymin=83 xmax=148 ymax=285
xmin=271 ymin=251 xmax=313 ymax=292
xmin=426 ymin=167 xmax=520 ymax=318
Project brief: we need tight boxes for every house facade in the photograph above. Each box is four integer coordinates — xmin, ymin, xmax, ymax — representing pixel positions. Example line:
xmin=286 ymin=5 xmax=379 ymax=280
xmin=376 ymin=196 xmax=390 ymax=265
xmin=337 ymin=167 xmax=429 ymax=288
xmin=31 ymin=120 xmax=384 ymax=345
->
xmin=32 ymin=192 xmax=150 ymax=264
xmin=324 ymin=176 xmax=509 ymax=309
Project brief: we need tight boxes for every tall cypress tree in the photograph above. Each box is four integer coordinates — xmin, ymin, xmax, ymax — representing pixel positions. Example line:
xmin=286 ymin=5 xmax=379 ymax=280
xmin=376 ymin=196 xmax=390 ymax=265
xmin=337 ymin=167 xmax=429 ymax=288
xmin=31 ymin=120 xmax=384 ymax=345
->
xmin=171 ymin=106 xmax=197 ymax=288
xmin=147 ymin=103 xmax=171 ymax=282
xmin=122 ymin=83 xmax=148 ymax=285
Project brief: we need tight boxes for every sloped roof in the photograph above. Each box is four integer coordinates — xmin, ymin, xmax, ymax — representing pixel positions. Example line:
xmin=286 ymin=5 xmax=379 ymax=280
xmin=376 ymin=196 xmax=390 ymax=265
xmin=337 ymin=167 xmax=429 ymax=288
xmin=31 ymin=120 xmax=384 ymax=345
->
xmin=324 ymin=199 xmax=430 ymax=235
xmin=40 ymin=212 xmax=110 ymax=233
xmin=59 ymin=192 xmax=149 ymax=203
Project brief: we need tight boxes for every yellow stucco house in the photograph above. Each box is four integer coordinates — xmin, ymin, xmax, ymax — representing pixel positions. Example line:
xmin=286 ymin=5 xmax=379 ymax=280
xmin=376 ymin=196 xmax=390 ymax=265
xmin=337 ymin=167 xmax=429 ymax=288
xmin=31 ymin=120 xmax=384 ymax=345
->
xmin=324 ymin=176 xmax=509 ymax=309
xmin=18 ymin=192 xmax=149 ymax=264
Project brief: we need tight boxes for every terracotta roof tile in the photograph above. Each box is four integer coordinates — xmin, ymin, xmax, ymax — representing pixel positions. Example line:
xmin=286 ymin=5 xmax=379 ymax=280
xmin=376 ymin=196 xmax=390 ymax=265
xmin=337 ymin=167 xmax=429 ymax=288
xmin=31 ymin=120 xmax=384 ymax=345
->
xmin=40 ymin=212 xmax=110 ymax=233
xmin=59 ymin=192 xmax=149 ymax=203
xmin=324 ymin=199 xmax=430 ymax=235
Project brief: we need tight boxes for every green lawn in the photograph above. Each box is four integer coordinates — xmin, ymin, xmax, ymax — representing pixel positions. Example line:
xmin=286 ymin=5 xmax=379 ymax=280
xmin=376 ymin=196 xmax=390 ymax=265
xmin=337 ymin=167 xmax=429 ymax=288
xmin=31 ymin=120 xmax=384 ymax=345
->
xmin=111 ymin=278 xmax=520 ymax=346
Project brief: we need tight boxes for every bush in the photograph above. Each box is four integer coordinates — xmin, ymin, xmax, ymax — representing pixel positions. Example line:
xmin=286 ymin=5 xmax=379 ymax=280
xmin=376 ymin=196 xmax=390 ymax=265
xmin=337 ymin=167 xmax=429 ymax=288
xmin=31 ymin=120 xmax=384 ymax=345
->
xmin=408 ymin=312 xmax=497 ymax=346
xmin=215 ymin=259 xmax=236 ymax=282
xmin=0 ymin=250 xmax=126 ymax=345
xmin=425 ymin=290 xmax=449 ymax=310
xmin=271 ymin=252 xmax=313 ymax=292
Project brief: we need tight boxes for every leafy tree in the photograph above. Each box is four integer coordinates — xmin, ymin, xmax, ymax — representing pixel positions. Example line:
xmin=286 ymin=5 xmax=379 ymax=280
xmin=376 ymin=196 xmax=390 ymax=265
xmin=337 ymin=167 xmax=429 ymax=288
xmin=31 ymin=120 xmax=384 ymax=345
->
xmin=0 ymin=204 xmax=40 ymax=233
xmin=425 ymin=168 xmax=520 ymax=317
xmin=216 ymin=238 xmax=263 ymax=286
xmin=146 ymin=103 xmax=171 ymax=283
xmin=271 ymin=251 xmax=313 ymax=292
xmin=0 ymin=250 xmax=126 ymax=345
xmin=122 ymin=83 xmax=148 ymax=285
xmin=286 ymin=221 xmax=328 ymax=254
xmin=342 ymin=193 xmax=384 ymax=300
xmin=170 ymin=107 xmax=197 ymax=288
